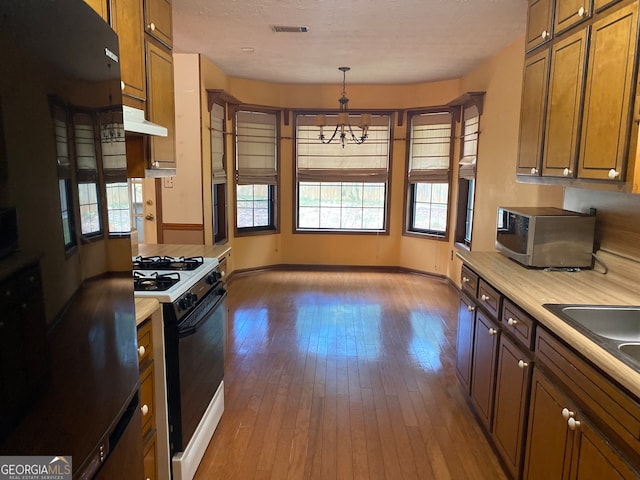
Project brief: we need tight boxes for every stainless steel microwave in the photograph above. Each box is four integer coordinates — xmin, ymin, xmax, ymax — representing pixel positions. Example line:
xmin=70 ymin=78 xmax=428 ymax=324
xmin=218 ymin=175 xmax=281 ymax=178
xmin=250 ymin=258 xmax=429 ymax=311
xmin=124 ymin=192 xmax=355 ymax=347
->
xmin=495 ymin=207 xmax=596 ymax=268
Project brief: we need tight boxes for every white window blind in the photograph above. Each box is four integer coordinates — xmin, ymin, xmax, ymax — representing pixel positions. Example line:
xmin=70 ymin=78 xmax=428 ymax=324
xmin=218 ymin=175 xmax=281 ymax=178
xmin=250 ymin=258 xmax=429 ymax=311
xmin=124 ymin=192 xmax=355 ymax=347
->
xmin=211 ymin=103 xmax=226 ymax=184
xmin=235 ymin=110 xmax=277 ymax=185
xmin=408 ymin=112 xmax=452 ymax=183
xmin=459 ymin=105 xmax=479 ymax=180
xmin=73 ymin=113 xmax=98 ymax=182
xmin=296 ymin=114 xmax=390 ymax=182
xmin=99 ymin=110 xmax=127 ymax=183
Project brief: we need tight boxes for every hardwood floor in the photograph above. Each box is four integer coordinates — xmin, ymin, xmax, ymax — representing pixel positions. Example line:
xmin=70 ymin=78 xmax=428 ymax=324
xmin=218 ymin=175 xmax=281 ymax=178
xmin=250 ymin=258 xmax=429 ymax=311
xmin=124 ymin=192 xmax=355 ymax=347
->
xmin=194 ymin=270 xmax=507 ymax=480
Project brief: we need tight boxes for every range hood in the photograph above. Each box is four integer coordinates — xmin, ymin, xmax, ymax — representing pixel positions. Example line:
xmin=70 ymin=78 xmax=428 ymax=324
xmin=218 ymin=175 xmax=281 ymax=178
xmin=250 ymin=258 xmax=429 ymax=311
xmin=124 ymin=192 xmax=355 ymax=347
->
xmin=123 ymin=105 xmax=167 ymax=136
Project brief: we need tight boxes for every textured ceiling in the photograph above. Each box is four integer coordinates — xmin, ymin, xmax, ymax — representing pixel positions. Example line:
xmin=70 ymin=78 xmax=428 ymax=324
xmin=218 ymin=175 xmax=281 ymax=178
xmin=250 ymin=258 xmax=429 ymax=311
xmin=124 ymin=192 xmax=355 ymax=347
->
xmin=172 ymin=0 xmax=528 ymax=85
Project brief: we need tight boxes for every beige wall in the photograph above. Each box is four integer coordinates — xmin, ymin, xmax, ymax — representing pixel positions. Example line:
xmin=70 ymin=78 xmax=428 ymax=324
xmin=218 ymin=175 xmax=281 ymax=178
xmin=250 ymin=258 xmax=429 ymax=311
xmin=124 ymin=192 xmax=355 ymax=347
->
xmin=171 ymin=37 xmax=564 ymax=278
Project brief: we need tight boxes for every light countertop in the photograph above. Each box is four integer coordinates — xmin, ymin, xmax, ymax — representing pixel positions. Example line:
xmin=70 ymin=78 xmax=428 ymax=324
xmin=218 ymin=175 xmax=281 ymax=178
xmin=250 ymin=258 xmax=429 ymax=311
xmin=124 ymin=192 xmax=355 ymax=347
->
xmin=135 ymin=297 xmax=160 ymax=326
xmin=457 ymin=250 xmax=640 ymax=399
xmin=134 ymin=243 xmax=231 ymax=260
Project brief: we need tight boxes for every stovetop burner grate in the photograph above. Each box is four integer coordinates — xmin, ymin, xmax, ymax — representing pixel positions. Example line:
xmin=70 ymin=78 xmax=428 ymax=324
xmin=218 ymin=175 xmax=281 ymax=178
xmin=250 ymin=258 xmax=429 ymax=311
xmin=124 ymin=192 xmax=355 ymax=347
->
xmin=133 ymin=271 xmax=181 ymax=291
xmin=133 ymin=256 xmax=204 ymax=271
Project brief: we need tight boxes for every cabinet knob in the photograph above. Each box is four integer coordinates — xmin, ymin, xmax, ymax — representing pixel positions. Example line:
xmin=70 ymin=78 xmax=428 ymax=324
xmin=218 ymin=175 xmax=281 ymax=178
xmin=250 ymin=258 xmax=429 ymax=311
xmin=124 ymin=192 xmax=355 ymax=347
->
xmin=507 ymin=317 xmax=518 ymax=326
xmin=488 ymin=328 xmax=498 ymax=336
xmin=568 ymin=417 xmax=581 ymax=430
xmin=148 ymin=22 xmax=156 ymax=31
xmin=481 ymin=294 xmax=491 ymax=302
xmin=578 ymin=6 xmax=586 ymax=17
xmin=541 ymin=30 xmax=548 ymax=40
xmin=517 ymin=360 xmax=529 ymax=369
xmin=141 ymin=404 xmax=149 ymax=416
xmin=467 ymin=305 xmax=475 ymax=312
xmin=145 ymin=214 xmax=155 ymax=221
xmin=120 ymin=80 xmax=125 ymax=91
xmin=563 ymin=167 xmax=572 ymax=177
xmin=608 ymin=169 xmax=620 ymax=179
xmin=530 ymin=167 xmax=538 ymax=175
xmin=138 ymin=345 xmax=146 ymax=357
xmin=561 ymin=407 xmax=575 ymax=420
xmin=462 ymin=276 xmax=469 ymax=283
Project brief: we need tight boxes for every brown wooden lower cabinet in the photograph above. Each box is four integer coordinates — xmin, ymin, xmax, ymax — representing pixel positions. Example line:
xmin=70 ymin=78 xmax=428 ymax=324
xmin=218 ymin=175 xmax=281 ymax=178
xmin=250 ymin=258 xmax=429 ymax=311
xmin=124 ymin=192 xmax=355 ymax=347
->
xmin=524 ymin=368 xmax=639 ymax=480
xmin=470 ymin=309 xmax=500 ymax=430
xmin=455 ymin=294 xmax=476 ymax=394
xmin=492 ymin=335 xmax=532 ymax=479
xmin=143 ymin=432 xmax=158 ymax=480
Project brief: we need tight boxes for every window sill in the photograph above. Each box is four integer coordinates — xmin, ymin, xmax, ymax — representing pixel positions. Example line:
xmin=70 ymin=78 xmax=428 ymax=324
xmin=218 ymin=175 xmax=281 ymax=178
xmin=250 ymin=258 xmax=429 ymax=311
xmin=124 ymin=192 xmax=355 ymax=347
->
xmin=402 ymin=230 xmax=448 ymax=241
xmin=235 ymin=228 xmax=278 ymax=237
xmin=454 ymin=241 xmax=471 ymax=252
xmin=294 ymin=229 xmax=389 ymax=236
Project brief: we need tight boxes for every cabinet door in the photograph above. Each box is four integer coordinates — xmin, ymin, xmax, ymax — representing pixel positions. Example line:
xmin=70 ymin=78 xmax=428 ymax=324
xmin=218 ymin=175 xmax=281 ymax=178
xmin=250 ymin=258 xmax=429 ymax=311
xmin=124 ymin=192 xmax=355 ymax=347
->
xmin=542 ymin=29 xmax=587 ymax=177
xmin=146 ymin=40 xmax=176 ymax=169
xmin=555 ymin=0 xmax=591 ymax=34
xmin=523 ymin=369 xmax=572 ymax=480
xmin=578 ymin=3 xmax=638 ymax=181
xmin=83 ymin=0 xmax=108 ymax=21
xmin=470 ymin=310 xmax=500 ymax=430
xmin=111 ymin=0 xmax=147 ymax=103
xmin=455 ymin=295 xmax=476 ymax=394
xmin=518 ymin=49 xmax=550 ymax=175
xmin=145 ymin=0 xmax=173 ymax=48
xmin=492 ymin=335 xmax=532 ymax=479
xmin=570 ymin=417 xmax=640 ymax=480
xmin=526 ymin=0 xmax=554 ymax=51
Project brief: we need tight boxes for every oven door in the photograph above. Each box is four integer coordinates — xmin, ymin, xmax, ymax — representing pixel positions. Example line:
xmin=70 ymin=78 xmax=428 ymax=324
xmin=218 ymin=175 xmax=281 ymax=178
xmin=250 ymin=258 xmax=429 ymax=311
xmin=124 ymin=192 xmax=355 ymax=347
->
xmin=165 ymin=285 xmax=226 ymax=455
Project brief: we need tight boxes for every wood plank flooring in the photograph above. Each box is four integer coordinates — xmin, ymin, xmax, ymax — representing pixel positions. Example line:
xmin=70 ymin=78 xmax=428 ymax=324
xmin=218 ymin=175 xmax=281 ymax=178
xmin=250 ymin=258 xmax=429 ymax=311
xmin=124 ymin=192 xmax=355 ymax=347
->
xmin=194 ymin=270 xmax=507 ymax=480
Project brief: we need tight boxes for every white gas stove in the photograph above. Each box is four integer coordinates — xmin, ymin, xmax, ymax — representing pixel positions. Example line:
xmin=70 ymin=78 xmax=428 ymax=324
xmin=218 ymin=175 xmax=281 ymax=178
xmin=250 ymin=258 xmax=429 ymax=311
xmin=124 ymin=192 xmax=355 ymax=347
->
xmin=132 ymin=256 xmax=220 ymax=304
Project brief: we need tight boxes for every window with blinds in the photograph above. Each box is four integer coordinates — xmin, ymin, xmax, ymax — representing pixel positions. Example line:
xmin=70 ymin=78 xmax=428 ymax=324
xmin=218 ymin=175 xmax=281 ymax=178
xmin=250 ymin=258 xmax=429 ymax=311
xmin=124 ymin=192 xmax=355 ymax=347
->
xmin=73 ymin=112 xmax=102 ymax=237
xmin=295 ymin=113 xmax=391 ymax=232
xmin=405 ymin=111 xmax=453 ymax=236
xmin=53 ymin=105 xmax=76 ymax=250
xmin=235 ymin=109 xmax=278 ymax=232
xmin=211 ymin=102 xmax=228 ymax=242
xmin=456 ymin=104 xmax=480 ymax=246
xmin=100 ymin=109 xmax=131 ymax=235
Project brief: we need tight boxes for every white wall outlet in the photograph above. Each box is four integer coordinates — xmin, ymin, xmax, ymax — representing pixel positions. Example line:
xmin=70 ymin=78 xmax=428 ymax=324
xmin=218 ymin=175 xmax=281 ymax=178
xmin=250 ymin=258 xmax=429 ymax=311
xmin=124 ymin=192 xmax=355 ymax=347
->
xmin=163 ymin=176 xmax=174 ymax=188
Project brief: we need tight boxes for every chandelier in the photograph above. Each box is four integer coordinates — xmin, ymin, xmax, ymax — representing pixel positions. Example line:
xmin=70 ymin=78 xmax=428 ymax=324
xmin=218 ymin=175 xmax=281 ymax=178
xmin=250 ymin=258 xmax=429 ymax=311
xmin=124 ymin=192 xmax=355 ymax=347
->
xmin=315 ymin=67 xmax=371 ymax=148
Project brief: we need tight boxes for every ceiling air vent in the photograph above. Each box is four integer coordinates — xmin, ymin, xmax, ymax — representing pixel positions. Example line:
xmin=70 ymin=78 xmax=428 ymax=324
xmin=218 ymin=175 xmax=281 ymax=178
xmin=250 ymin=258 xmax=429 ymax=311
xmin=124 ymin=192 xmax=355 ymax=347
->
xmin=270 ymin=25 xmax=309 ymax=33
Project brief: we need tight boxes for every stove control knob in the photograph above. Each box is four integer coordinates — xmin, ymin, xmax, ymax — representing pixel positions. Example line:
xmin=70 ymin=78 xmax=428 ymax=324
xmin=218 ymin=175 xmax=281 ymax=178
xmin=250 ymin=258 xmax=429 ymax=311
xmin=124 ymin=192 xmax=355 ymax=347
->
xmin=178 ymin=297 xmax=189 ymax=311
xmin=206 ymin=272 xmax=222 ymax=284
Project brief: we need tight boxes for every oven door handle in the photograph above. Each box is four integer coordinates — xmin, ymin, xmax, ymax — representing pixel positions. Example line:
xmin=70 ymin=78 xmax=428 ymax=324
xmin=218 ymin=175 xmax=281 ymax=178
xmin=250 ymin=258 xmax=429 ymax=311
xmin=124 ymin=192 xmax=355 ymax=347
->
xmin=178 ymin=291 xmax=226 ymax=338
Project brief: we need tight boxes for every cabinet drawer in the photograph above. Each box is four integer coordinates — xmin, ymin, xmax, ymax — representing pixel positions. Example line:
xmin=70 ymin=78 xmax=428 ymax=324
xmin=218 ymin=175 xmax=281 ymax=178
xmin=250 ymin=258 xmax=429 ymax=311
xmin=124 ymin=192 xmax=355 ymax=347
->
xmin=535 ymin=327 xmax=640 ymax=453
xmin=137 ymin=318 xmax=153 ymax=369
xmin=501 ymin=299 xmax=536 ymax=350
xmin=140 ymin=365 xmax=155 ymax=435
xmin=478 ymin=280 xmax=501 ymax=319
xmin=461 ymin=265 xmax=479 ymax=298
xmin=143 ymin=432 xmax=157 ymax=480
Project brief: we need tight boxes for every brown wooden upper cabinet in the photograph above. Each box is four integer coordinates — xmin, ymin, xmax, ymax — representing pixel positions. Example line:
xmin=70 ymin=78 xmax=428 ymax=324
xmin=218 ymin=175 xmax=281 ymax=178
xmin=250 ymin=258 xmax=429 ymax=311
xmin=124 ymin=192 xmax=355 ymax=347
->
xmin=554 ymin=0 xmax=592 ymax=34
xmin=145 ymin=0 xmax=173 ymax=48
xmin=542 ymin=29 xmax=587 ymax=178
xmin=578 ymin=2 xmax=638 ymax=181
xmin=111 ymin=0 xmax=147 ymax=106
xmin=517 ymin=49 xmax=550 ymax=175
xmin=526 ymin=0 xmax=555 ymax=51
xmin=146 ymin=39 xmax=176 ymax=170
xmin=83 ymin=0 xmax=108 ymax=21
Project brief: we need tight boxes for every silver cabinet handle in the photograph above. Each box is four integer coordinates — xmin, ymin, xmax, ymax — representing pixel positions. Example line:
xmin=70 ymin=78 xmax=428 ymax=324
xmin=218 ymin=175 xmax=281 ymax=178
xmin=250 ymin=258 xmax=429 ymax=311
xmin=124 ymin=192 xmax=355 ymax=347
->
xmin=462 ymin=276 xmax=470 ymax=283
xmin=467 ymin=305 xmax=475 ymax=312
xmin=562 ymin=408 xmax=575 ymax=420
xmin=507 ymin=317 xmax=518 ymax=326
xmin=488 ymin=328 xmax=498 ymax=336
xmin=568 ymin=417 xmax=581 ymax=430
xmin=518 ymin=360 xmax=529 ymax=369
xmin=481 ymin=294 xmax=490 ymax=301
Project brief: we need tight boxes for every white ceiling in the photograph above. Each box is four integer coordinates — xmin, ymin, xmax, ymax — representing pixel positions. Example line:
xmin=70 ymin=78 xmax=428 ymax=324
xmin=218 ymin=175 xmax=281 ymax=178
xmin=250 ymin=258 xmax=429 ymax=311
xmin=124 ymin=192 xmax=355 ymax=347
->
xmin=172 ymin=0 xmax=528 ymax=85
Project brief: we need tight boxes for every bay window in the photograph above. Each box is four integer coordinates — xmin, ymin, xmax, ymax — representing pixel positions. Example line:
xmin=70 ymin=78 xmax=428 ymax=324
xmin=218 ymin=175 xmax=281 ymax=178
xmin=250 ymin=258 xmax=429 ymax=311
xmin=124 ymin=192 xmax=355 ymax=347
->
xmin=455 ymin=104 xmax=480 ymax=247
xmin=52 ymin=105 xmax=76 ymax=251
xmin=211 ymin=102 xmax=228 ymax=243
xmin=73 ymin=112 xmax=102 ymax=238
xmin=295 ymin=113 xmax=391 ymax=233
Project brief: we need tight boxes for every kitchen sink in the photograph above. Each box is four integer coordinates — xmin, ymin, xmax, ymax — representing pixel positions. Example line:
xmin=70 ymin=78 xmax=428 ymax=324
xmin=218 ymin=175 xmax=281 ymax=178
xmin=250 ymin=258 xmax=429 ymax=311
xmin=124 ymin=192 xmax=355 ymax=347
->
xmin=544 ymin=304 xmax=640 ymax=370
xmin=552 ymin=306 xmax=640 ymax=342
